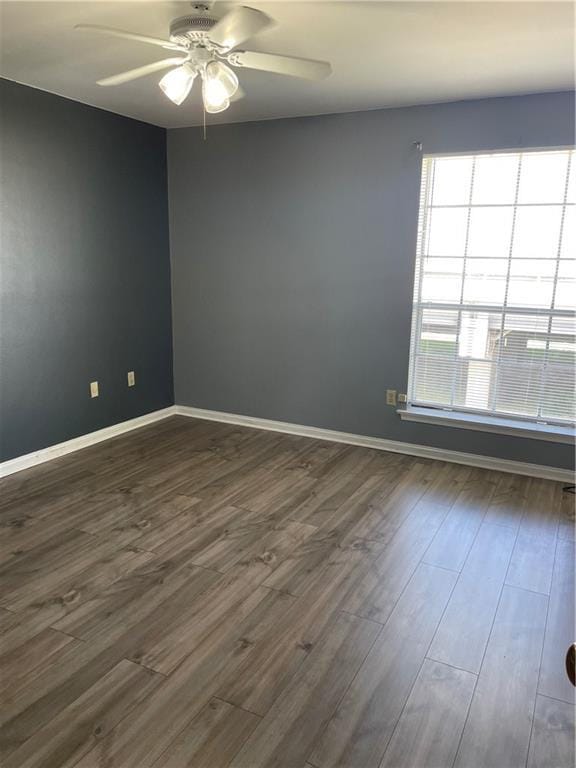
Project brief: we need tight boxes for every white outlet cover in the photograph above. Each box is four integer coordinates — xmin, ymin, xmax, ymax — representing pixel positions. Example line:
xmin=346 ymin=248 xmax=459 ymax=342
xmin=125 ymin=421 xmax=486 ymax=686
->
xmin=90 ymin=381 xmax=99 ymax=398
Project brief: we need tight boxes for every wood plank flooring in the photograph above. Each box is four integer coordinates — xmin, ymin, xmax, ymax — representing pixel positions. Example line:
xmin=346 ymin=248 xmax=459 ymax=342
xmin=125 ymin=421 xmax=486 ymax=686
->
xmin=1 ymin=416 xmax=574 ymax=768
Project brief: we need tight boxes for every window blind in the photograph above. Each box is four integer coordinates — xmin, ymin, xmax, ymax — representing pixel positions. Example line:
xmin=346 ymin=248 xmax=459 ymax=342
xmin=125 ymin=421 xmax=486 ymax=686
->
xmin=407 ymin=149 xmax=575 ymax=426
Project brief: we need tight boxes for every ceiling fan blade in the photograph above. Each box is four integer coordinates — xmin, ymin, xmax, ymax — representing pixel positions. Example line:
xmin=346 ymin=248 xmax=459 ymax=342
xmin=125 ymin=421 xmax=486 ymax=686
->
xmin=229 ymin=50 xmax=331 ymax=80
xmin=208 ymin=7 xmax=273 ymax=51
xmin=96 ymin=58 xmax=188 ymax=86
xmin=75 ymin=25 xmax=187 ymax=52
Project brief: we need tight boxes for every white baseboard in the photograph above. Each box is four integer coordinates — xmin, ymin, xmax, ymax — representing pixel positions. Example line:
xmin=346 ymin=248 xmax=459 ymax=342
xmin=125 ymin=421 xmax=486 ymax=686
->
xmin=1 ymin=403 xmax=573 ymax=483
xmin=0 ymin=406 xmax=179 ymax=478
xmin=174 ymin=405 xmax=575 ymax=483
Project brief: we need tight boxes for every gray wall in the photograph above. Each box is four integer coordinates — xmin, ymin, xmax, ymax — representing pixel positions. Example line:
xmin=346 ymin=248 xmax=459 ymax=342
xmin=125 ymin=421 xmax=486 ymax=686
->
xmin=168 ymin=91 xmax=575 ymax=470
xmin=0 ymin=79 xmax=173 ymax=461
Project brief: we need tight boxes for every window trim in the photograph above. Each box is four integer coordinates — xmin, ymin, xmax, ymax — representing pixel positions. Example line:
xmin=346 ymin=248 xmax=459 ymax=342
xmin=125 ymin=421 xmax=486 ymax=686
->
xmin=398 ymin=405 xmax=575 ymax=444
xmin=406 ymin=145 xmax=576 ymax=432
xmin=421 ymin=145 xmax=575 ymax=158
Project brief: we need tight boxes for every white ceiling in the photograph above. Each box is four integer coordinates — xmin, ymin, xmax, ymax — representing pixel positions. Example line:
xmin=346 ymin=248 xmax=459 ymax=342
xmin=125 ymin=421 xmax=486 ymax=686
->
xmin=1 ymin=1 xmax=574 ymax=128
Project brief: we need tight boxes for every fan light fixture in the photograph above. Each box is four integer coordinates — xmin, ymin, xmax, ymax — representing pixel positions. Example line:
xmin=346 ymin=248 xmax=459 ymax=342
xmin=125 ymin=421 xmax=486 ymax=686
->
xmin=200 ymin=60 xmax=238 ymax=113
xmin=159 ymin=62 xmax=197 ymax=105
xmin=202 ymin=78 xmax=229 ymax=113
xmin=160 ymin=59 xmax=238 ymax=113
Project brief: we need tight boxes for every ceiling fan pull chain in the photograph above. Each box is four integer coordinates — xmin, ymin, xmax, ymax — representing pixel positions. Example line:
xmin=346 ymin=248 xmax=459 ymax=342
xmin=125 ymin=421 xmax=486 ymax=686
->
xmin=203 ymin=103 xmax=207 ymax=141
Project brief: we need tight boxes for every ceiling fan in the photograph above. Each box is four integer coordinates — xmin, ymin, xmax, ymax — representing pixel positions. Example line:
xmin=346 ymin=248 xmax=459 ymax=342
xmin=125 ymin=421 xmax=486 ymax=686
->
xmin=75 ymin=3 xmax=332 ymax=114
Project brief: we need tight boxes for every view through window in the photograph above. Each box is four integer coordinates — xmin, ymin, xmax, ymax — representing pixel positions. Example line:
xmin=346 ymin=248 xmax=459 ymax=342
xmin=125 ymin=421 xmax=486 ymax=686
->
xmin=408 ymin=148 xmax=575 ymax=426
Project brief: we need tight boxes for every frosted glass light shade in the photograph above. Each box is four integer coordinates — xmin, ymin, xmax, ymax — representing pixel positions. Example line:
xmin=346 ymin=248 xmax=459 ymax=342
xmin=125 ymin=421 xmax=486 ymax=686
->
xmin=159 ymin=63 xmax=196 ymax=105
xmin=202 ymin=79 xmax=230 ymax=113
xmin=201 ymin=61 xmax=238 ymax=113
xmin=206 ymin=61 xmax=239 ymax=98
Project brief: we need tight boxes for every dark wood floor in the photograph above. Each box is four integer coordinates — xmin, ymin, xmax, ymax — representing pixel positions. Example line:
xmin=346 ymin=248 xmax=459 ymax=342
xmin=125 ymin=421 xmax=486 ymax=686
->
xmin=0 ymin=416 xmax=574 ymax=768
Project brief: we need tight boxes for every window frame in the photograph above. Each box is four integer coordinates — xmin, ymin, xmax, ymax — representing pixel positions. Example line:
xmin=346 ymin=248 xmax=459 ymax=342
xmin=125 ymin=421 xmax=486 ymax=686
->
xmin=404 ymin=145 xmax=576 ymax=440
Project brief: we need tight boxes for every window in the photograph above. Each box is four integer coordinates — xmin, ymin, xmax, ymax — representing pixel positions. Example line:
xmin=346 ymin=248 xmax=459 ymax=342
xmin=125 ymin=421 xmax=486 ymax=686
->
xmin=407 ymin=148 xmax=575 ymax=429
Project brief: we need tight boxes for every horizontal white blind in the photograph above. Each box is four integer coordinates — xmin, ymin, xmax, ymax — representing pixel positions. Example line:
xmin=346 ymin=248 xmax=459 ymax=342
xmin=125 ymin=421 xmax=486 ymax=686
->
xmin=408 ymin=149 xmax=575 ymax=426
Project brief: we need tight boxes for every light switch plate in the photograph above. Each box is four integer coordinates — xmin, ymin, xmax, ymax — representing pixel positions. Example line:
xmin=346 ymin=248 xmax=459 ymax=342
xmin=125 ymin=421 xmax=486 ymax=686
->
xmin=127 ymin=371 xmax=135 ymax=387
xmin=386 ymin=389 xmax=397 ymax=406
xmin=90 ymin=381 xmax=99 ymax=398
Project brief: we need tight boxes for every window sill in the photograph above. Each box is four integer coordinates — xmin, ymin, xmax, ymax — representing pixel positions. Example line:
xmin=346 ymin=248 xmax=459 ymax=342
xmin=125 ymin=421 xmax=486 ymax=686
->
xmin=397 ymin=406 xmax=575 ymax=444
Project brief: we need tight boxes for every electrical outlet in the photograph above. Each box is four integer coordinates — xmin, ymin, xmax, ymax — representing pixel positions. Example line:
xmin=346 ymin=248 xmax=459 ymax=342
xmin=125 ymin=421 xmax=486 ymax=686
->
xmin=127 ymin=371 xmax=136 ymax=387
xmin=90 ymin=381 xmax=99 ymax=398
xmin=386 ymin=389 xmax=397 ymax=406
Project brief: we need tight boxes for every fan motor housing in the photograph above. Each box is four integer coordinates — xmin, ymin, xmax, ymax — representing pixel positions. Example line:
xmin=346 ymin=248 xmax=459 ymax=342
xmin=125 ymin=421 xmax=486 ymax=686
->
xmin=169 ymin=14 xmax=218 ymax=44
